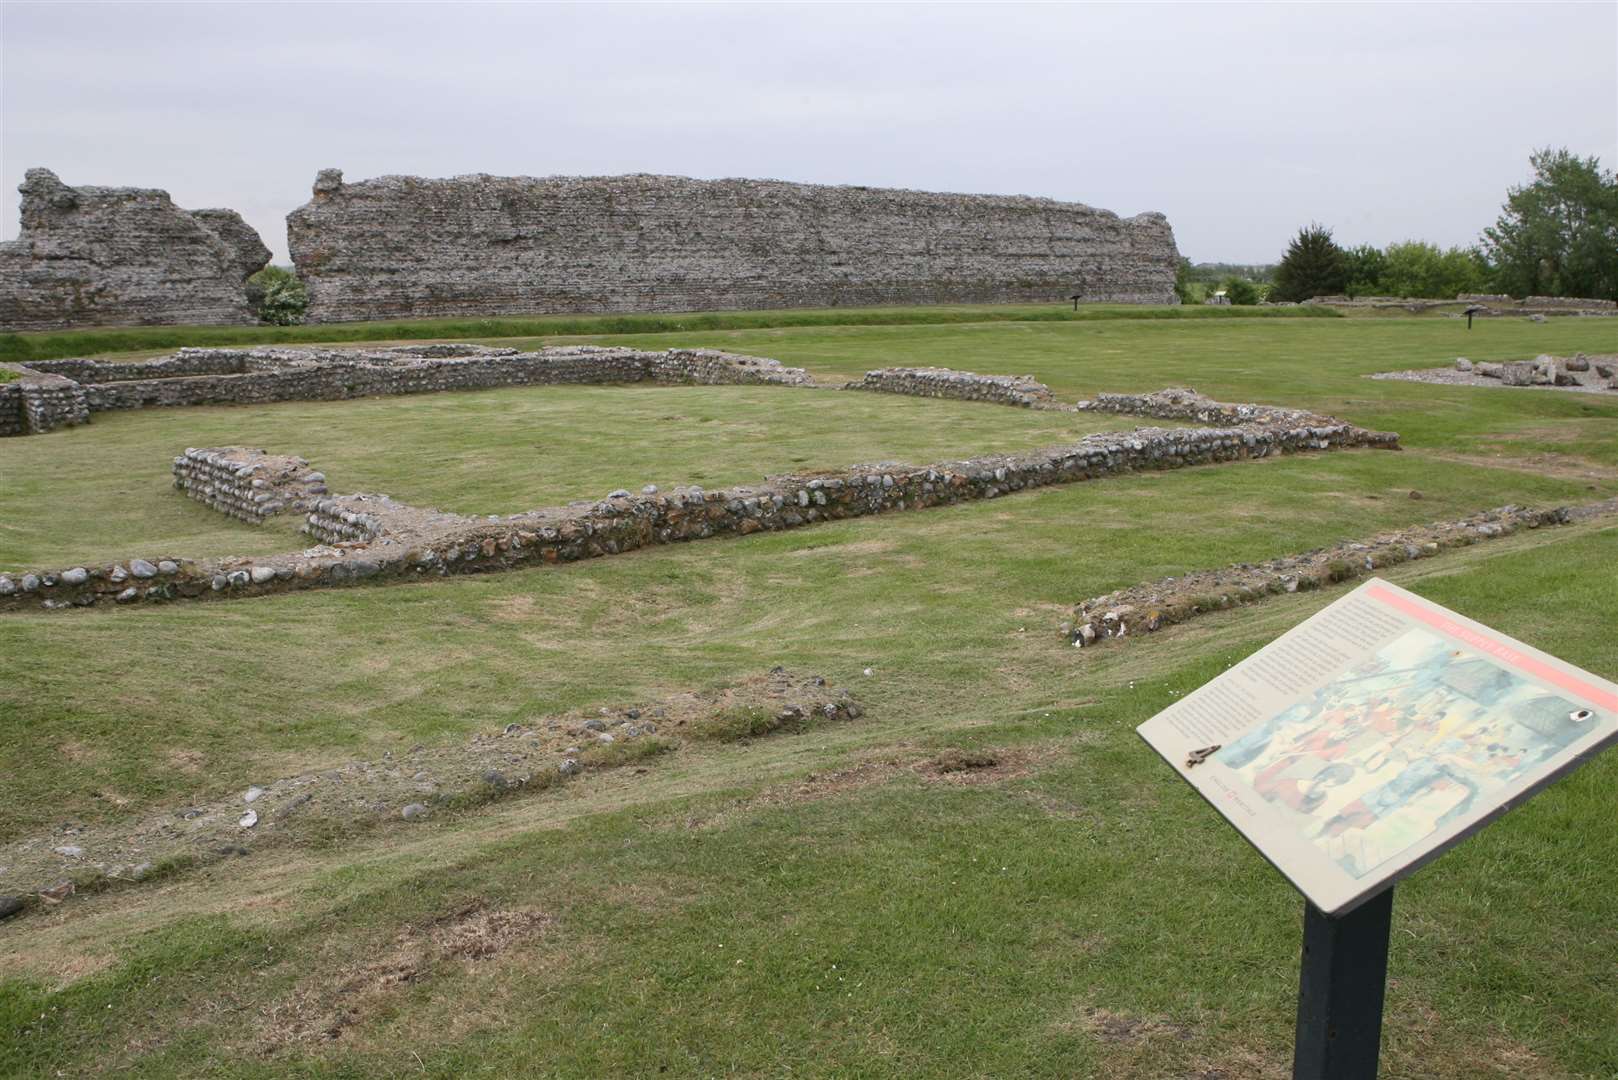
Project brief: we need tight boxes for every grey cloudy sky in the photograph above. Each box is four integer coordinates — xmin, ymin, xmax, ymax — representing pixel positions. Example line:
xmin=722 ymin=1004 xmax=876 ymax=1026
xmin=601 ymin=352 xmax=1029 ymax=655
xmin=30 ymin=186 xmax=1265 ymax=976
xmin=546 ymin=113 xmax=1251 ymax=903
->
xmin=3 ymin=1 xmax=1615 ymax=265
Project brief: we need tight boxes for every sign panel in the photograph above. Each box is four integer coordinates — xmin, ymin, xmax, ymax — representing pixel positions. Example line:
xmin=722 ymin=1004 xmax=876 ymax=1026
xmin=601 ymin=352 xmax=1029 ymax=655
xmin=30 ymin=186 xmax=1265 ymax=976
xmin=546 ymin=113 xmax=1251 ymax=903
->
xmin=1138 ymin=578 xmax=1618 ymax=915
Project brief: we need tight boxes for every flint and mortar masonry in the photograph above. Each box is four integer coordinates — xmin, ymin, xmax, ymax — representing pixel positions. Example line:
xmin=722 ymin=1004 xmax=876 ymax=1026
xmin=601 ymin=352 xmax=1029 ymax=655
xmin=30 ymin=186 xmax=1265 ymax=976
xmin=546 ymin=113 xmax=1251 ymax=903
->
xmin=845 ymin=367 xmax=1059 ymax=408
xmin=1064 ymin=501 xmax=1616 ymax=647
xmin=172 ymin=448 xmax=330 ymax=524
xmin=0 ymin=168 xmax=269 ymax=331
xmin=2 ymin=390 xmax=1401 ymax=612
xmin=287 ymin=170 xmax=1180 ymax=323
xmin=1 ymin=345 xmax=814 ymax=435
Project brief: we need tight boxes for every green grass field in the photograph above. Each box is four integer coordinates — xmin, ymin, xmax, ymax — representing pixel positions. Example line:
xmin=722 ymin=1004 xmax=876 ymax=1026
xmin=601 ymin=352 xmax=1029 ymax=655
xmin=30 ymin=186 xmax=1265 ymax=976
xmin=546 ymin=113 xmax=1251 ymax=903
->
xmin=2 ymin=311 xmax=1616 ymax=1078
xmin=0 ymin=301 xmax=1338 ymax=364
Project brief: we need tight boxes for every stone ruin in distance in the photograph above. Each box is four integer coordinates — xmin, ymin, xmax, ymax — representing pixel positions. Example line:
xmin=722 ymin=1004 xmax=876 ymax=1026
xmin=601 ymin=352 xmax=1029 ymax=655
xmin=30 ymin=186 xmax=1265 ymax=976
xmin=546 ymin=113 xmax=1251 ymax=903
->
xmin=0 ymin=169 xmax=271 ymax=331
xmin=0 ymin=167 xmax=1181 ymax=330
xmin=287 ymin=170 xmax=1181 ymax=322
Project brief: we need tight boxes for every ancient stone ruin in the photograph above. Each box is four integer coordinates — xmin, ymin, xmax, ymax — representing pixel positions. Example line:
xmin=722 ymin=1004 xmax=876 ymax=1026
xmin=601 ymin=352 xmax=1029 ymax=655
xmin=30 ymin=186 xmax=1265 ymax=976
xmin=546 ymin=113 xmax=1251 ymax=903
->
xmin=0 ymin=344 xmax=813 ymax=435
xmin=0 ymin=356 xmax=1403 ymax=613
xmin=287 ymin=170 xmax=1179 ymax=323
xmin=0 ymin=168 xmax=270 ymax=331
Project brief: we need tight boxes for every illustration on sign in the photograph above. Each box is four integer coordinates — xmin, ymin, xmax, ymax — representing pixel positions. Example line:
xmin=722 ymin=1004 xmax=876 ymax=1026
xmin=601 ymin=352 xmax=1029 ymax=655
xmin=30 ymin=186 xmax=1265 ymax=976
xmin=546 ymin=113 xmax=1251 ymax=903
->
xmin=1138 ymin=579 xmax=1618 ymax=914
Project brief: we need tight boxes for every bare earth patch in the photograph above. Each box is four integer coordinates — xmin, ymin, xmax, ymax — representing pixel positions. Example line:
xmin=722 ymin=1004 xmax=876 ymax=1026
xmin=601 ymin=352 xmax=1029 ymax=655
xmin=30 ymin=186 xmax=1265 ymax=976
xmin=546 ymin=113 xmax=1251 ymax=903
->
xmin=256 ymin=899 xmax=554 ymax=1050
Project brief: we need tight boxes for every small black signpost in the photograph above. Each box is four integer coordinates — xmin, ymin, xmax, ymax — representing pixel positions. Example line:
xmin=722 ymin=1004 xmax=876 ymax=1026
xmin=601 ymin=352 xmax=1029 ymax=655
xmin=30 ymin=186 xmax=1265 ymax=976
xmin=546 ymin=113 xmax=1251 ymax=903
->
xmin=1465 ymin=304 xmax=1483 ymax=329
xmin=1070 ymin=293 xmax=1081 ymax=311
xmin=1292 ymin=890 xmax=1394 ymax=1079
xmin=1137 ymin=579 xmax=1618 ymax=1080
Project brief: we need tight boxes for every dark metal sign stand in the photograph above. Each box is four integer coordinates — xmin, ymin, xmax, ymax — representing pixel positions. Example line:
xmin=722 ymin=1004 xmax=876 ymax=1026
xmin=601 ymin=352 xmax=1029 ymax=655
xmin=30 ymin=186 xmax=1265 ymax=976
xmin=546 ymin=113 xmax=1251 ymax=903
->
xmin=1292 ymin=887 xmax=1395 ymax=1079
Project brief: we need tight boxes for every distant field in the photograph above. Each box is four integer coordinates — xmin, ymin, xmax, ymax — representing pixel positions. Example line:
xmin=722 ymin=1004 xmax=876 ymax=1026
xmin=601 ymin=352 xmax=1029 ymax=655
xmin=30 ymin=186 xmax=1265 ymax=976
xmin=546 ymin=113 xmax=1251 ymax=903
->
xmin=0 ymin=301 xmax=1339 ymax=363
xmin=2 ymin=312 xmax=1616 ymax=1078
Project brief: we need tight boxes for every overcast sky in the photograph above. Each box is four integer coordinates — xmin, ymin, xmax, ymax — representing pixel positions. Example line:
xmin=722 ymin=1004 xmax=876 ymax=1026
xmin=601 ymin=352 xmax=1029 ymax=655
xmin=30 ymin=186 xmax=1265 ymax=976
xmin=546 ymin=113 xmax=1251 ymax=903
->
xmin=3 ymin=2 xmax=1615 ymax=265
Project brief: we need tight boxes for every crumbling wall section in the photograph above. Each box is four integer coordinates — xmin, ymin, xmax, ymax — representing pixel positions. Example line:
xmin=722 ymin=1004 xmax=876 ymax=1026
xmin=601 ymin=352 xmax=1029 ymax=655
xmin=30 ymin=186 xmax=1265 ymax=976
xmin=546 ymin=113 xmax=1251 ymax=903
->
xmin=288 ymin=170 xmax=1180 ymax=323
xmin=1065 ymin=502 xmax=1612 ymax=646
xmin=0 ymin=168 xmax=269 ymax=331
xmin=1 ymin=399 xmax=1400 ymax=612
xmin=0 ymin=365 xmax=90 ymax=434
xmin=1 ymin=346 xmax=813 ymax=431
xmin=172 ymin=448 xmax=330 ymax=524
xmin=845 ymin=367 xmax=1058 ymax=408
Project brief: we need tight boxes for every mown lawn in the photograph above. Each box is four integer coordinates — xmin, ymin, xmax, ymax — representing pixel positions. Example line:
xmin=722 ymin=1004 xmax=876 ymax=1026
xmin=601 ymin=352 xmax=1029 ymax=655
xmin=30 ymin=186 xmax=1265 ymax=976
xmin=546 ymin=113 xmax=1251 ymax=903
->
xmin=1 ymin=312 xmax=1616 ymax=1078
xmin=0 ymin=387 xmax=1144 ymax=571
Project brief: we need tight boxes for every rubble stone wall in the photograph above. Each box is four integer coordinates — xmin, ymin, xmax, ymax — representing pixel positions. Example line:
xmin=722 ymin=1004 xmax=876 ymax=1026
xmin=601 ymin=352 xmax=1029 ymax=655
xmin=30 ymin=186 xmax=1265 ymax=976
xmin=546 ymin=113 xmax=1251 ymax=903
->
xmin=0 ymin=365 xmax=90 ymax=435
xmin=1065 ymin=502 xmax=1614 ymax=646
xmin=1 ymin=346 xmax=813 ymax=433
xmin=2 ymin=403 xmax=1400 ymax=612
xmin=172 ymin=448 xmax=331 ymax=525
xmin=845 ymin=367 xmax=1059 ymax=408
xmin=0 ymin=168 xmax=270 ymax=331
xmin=1077 ymin=387 xmax=1400 ymax=446
xmin=287 ymin=170 xmax=1180 ymax=323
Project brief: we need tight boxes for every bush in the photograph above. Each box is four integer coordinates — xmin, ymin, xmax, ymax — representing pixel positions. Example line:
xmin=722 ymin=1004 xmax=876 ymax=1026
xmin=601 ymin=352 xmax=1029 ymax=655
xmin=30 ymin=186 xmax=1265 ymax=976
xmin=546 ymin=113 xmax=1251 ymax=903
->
xmin=248 ymin=266 xmax=308 ymax=325
xmin=1221 ymin=278 xmax=1260 ymax=305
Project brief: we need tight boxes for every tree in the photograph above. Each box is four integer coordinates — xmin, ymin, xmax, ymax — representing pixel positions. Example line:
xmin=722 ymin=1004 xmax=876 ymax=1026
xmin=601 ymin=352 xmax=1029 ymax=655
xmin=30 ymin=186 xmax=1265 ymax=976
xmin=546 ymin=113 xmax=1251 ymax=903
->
xmin=1270 ymin=224 xmax=1347 ymax=302
xmin=1342 ymin=244 xmax=1387 ymax=298
xmin=1173 ymin=256 xmax=1196 ymax=304
xmin=1221 ymin=277 xmax=1259 ymax=305
xmin=1379 ymin=241 xmax=1488 ymax=299
xmin=1481 ymin=148 xmax=1618 ymax=300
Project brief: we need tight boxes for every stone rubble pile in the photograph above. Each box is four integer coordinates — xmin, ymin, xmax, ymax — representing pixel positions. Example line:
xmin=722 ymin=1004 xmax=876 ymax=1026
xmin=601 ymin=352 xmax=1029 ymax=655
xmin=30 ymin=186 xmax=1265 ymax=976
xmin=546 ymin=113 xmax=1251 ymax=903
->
xmin=1064 ymin=501 xmax=1614 ymax=647
xmin=172 ymin=448 xmax=330 ymax=524
xmin=1465 ymin=353 xmax=1617 ymax=391
xmin=845 ymin=367 xmax=1059 ymax=408
xmin=1 ymin=391 xmax=1401 ymax=612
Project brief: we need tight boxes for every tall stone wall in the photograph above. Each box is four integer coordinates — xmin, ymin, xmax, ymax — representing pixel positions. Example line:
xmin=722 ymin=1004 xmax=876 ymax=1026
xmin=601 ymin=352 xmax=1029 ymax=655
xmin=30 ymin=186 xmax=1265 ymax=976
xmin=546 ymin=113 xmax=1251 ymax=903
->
xmin=288 ymin=170 xmax=1179 ymax=323
xmin=0 ymin=168 xmax=270 ymax=331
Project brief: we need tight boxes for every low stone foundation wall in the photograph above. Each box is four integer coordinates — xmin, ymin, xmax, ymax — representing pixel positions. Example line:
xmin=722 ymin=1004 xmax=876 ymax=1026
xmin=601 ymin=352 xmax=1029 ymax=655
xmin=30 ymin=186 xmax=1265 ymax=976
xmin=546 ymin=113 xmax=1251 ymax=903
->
xmin=1 ymin=346 xmax=815 ymax=434
xmin=844 ymin=367 xmax=1058 ymax=408
xmin=172 ymin=448 xmax=330 ymax=524
xmin=1 ymin=395 xmax=1400 ymax=612
xmin=1063 ymin=501 xmax=1613 ymax=646
xmin=1077 ymin=387 xmax=1400 ymax=447
xmin=0 ymin=366 xmax=91 ymax=435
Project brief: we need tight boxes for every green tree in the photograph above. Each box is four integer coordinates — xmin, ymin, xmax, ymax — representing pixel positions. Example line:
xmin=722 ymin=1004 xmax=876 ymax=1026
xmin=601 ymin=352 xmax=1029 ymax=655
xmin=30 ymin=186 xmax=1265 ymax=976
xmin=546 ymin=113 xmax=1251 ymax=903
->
xmin=1380 ymin=241 xmax=1488 ymax=298
xmin=1270 ymin=224 xmax=1347 ymax=302
xmin=1481 ymin=148 xmax=1618 ymax=300
xmin=1221 ymin=277 xmax=1259 ymax=305
xmin=248 ymin=266 xmax=309 ymax=325
xmin=1173 ymin=256 xmax=1196 ymax=304
xmin=1342 ymin=244 xmax=1387 ymax=298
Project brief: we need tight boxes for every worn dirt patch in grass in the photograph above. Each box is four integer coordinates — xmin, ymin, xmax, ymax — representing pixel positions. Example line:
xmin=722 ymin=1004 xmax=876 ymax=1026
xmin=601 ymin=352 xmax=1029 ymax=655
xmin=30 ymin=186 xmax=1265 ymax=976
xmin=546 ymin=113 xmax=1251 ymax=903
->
xmin=253 ymin=899 xmax=555 ymax=1052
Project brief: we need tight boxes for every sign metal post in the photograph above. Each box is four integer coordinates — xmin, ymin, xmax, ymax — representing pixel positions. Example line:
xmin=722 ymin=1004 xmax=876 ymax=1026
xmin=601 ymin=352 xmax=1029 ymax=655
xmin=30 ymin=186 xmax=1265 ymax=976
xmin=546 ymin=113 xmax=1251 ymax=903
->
xmin=1292 ymin=887 xmax=1394 ymax=1080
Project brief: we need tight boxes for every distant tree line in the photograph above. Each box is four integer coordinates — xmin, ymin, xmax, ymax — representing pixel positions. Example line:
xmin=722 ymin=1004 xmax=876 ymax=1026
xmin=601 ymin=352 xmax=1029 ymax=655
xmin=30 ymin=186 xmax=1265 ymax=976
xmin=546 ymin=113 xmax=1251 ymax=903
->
xmin=1262 ymin=148 xmax=1618 ymax=304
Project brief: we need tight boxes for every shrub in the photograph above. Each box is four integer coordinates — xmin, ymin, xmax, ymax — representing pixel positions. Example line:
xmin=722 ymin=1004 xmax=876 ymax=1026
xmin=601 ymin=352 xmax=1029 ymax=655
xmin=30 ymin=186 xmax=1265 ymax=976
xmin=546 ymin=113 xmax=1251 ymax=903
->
xmin=248 ymin=266 xmax=309 ymax=325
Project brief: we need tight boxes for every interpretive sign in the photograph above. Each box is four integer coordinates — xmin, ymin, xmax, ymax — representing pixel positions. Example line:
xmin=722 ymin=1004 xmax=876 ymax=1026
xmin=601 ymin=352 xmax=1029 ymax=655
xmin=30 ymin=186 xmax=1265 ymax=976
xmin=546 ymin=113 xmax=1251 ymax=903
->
xmin=1139 ymin=578 xmax=1618 ymax=916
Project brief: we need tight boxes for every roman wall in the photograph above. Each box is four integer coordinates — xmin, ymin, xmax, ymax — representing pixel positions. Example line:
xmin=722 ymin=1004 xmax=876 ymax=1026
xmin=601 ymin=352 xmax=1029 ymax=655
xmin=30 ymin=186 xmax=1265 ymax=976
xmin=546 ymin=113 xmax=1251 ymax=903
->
xmin=172 ymin=448 xmax=332 ymax=525
xmin=0 ymin=169 xmax=270 ymax=331
xmin=0 ymin=345 xmax=813 ymax=435
xmin=287 ymin=170 xmax=1180 ymax=323
xmin=846 ymin=368 xmax=1058 ymax=408
xmin=0 ymin=399 xmax=1399 ymax=613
